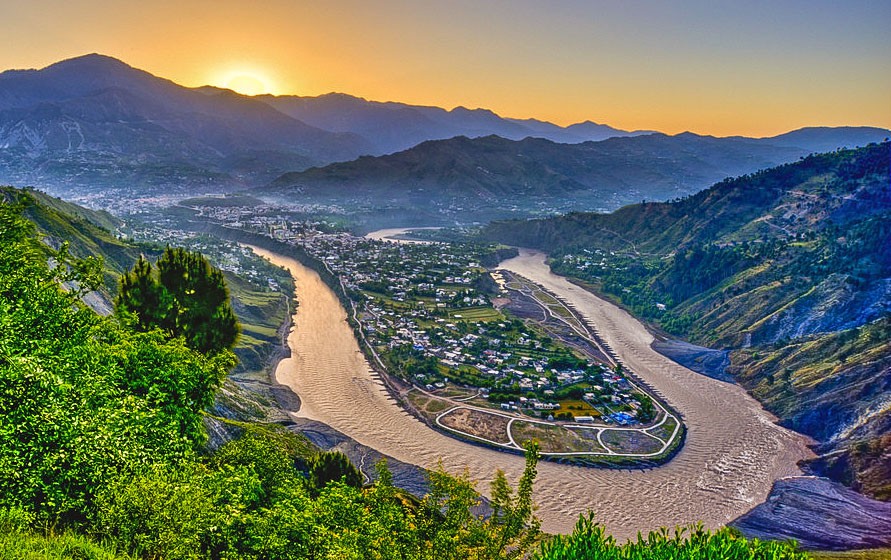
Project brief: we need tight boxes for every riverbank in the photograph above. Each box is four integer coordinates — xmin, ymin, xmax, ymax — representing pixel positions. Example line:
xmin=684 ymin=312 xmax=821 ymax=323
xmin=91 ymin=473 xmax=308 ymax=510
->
xmin=246 ymin=242 xmax=813 ymax=537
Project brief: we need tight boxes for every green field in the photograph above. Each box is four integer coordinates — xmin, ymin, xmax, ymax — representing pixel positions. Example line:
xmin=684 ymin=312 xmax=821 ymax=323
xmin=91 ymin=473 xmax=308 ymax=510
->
xmin=559 ymin=399 xmax=601 ymax=417
xmin=449 ymin=306 xmax=503 ymax=321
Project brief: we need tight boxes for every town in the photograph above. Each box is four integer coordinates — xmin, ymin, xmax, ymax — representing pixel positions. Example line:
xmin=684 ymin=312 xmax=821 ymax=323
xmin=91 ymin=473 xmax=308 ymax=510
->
xmin=178 ymin=199 xmax=662 ymax=427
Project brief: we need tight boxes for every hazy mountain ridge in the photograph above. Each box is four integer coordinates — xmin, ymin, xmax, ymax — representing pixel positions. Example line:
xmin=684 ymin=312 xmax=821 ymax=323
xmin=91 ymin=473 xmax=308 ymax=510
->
xmin=761 ymin=126 xmax=890 ymax=153
xmin=0 ymin=54 xmax=371 ymax=191
xmin=482 ymin=143 xmax=891 ymax=499
xmin=259 ymin=132 xmax=829 ymax=221
xmin=259 ymin=92 xmax=650 ymax=154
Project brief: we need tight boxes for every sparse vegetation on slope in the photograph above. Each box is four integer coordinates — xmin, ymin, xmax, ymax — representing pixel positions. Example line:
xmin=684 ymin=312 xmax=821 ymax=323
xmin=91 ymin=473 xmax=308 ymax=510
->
xmin=484 ymin=143 xmax=891 ymax=500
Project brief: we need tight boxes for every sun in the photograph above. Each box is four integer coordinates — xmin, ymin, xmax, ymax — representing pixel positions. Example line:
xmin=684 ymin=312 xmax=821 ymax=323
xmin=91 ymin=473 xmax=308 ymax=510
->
xmin=220 ymin=71 xmax=273 ymax=96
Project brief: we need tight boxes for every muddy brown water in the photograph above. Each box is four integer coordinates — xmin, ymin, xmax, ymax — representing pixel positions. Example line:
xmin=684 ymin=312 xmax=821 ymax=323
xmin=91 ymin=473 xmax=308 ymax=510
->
xmin=248 ymin=245 xmax=813 ymax=537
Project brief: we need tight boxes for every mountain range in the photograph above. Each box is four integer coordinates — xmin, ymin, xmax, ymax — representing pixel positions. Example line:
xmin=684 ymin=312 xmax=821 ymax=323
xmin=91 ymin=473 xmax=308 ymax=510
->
xmin=257 ymin=129 xmax=890 ymax=226
xmin=0 ymin=55 xmax=369 ymax=191
xmin=257 ymin=92 xmax=653 ymax=155
xmin=1 ymin=54 xmax=888 ymax=211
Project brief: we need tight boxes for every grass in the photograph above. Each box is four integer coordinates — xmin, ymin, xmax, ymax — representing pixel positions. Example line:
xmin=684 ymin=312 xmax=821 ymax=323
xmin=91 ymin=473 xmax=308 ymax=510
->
xmin=240 ymin=323 xmax=278 ymax=338
xmin=511 ymin=421 xmax=606 ymax=454
xmin=532 ymin=290 xmax=561 ymax=307
xmin=0 ymin=532 xmax=132 ymax=560
xmin=600 ymin=429 xmax=665 ymax=454
xmin=449 ymin=306 xmax=503 ymax=321
xmin=647 ymin=415 xmax=679 ymax=442
xmin=406 ymin=391 xmax=452 ymax=417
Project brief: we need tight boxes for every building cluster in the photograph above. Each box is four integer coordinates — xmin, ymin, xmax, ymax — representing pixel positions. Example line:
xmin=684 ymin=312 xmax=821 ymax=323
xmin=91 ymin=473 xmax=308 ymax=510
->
xmin=178 ymin=204 xmax=651 ymax=424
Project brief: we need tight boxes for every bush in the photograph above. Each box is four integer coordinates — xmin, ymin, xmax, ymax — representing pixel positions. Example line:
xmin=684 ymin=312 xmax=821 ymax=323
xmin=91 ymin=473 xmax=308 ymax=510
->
xmin=534 ymin=513 xmax=809 ymax=560
xmin=308 ymin=451 xmax=363 ymax=494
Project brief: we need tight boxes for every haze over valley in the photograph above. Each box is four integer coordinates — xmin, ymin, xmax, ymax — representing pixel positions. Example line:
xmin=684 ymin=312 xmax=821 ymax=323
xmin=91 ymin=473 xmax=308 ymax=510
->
xmin=1 ymin=55 xmax=887 ymax=226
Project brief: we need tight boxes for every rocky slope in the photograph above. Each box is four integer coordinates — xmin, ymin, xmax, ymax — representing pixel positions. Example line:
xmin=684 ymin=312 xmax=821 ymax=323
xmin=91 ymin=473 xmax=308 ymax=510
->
xmin=732 ymin=476 xmax=891 ymax=550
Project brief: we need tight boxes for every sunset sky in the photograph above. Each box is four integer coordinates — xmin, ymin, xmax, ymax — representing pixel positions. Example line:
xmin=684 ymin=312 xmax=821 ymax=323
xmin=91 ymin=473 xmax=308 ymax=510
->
xmin=2 ymin=0 xmax=890 ymax=136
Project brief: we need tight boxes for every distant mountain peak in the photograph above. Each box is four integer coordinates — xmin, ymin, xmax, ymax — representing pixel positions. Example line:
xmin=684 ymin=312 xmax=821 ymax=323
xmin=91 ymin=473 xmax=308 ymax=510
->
xmin=38 ymin=53 xmax=146 ymax=80
xmin=48 ymin=52 xmax=130 ymax=68
xmin=450 ymin=106 xmax=497 ymax=116
xmin=318 ymin=92 xmax=368 ymax=101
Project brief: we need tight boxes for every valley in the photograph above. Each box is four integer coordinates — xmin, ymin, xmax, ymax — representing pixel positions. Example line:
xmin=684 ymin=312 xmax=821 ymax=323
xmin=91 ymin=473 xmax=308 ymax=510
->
xmin=120 ymin=173 xmax=890 ymax=547
xmin=243 ymin=239 xmax=811 ymax=537
xmin=0 ymin=48 xmax=888 ymax=557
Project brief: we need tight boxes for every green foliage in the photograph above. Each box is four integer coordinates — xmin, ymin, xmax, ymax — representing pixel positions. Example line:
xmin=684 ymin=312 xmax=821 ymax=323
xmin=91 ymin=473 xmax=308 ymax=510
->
xmin=637 ymin=394 xmax=656 ymax=423
xmin=534 ymin=513 xmax=809 ymax=560
xmin=0 ymin=507 xmax=35 ymax=534
xmin=486 ymin=442 xmax=542 ymax=559
xmin=88 ymin=436 xmax=545 ymax=560
xmin=0 ymin=201 xmax=232 ymax=525
xmin=0 ymin=529 xmax=131 ymax=560
xmin=308 ymin=451 xmax=364 ymax=494
xmin=1 ymin=187 xmax=143 ymax=296
xmin=116 ymin=247 xmax=239 ymax=355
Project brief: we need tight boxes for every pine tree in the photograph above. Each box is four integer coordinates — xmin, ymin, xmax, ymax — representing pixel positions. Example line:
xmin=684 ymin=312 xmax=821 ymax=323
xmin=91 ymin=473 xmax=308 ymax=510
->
xmin=115 ymin=247 xmax=239 ymax=355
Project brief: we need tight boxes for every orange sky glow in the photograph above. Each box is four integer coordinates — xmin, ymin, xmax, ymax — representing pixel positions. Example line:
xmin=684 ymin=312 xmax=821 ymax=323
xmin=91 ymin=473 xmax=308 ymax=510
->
xmin=2 ymin=0 xmax=890 ymax=136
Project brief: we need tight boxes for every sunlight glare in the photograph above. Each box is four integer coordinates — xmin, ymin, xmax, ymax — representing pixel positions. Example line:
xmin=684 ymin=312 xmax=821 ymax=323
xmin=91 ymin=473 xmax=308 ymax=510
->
xmin=222 ymin=71 xmax=272 ymax=96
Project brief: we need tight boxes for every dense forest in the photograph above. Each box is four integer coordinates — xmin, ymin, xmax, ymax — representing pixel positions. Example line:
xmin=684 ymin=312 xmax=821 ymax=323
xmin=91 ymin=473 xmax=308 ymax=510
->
xmin=0 ymin=193 xmax=815 ymax=558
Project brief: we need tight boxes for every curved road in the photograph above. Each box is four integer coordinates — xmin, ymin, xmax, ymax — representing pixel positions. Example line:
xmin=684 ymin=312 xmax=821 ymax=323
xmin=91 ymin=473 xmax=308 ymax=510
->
xmin=250 ymin=244 xmax=812 ymax=537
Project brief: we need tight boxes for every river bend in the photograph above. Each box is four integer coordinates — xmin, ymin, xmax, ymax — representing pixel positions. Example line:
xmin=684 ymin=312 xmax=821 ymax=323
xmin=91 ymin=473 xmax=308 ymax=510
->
xmin=249 ymin=245 xmax=812 ymax=537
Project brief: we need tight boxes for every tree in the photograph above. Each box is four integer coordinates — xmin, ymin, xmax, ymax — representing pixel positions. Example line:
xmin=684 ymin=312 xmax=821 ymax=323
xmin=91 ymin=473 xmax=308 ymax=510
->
xmin=0 ymin=203 xmax=231 ymax=524
xmin=116 ymin=247 xmax=239 ymax=355
xmin=485 ymin=441 xmax=542 ymax=559
xmin=637 ymin=394 xmax=656 ymax=423
xmin=308 ymin=451 xmax=363 ymax=494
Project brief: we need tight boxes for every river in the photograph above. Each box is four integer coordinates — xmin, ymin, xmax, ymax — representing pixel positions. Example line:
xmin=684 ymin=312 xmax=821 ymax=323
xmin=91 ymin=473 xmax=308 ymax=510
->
xmin=363 ymin=227 xmax=440 ymax=244
xmin=248 ymin=244 xmax=813 ymax=537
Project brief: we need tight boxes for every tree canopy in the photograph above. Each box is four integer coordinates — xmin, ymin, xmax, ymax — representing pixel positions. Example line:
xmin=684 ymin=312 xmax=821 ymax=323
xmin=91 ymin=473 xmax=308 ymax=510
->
xmin=116 ymin=247 xmax=239 ymax=355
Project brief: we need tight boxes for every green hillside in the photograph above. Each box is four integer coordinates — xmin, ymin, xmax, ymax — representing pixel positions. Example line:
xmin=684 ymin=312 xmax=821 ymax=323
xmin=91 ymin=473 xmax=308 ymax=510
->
xmin=0 ymin=186 xmax=293 ymax=425
xmin=484 ymin=143 xmax=891 ymax=499
xmin=1 ymin=187 xmax=140 ymax=297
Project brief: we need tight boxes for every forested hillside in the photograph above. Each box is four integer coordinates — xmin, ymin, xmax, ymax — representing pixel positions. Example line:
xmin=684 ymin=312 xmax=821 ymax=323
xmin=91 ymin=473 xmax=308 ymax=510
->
xmin=484 ymin=143 xmax=891 ymax=499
